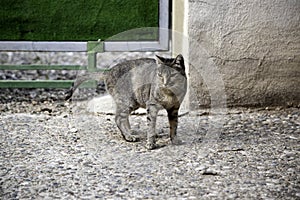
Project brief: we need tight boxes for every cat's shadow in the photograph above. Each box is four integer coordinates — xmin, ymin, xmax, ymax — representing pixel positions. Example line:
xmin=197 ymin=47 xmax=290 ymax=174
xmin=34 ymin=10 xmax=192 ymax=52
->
xmin=130 ymin=129 xmax=184 ymax=149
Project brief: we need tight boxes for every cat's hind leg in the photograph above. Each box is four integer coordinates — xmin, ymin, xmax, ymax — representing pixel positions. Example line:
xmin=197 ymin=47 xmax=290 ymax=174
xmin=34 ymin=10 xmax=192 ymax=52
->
xmin=115 ymin=107 xmax=139 ymax=142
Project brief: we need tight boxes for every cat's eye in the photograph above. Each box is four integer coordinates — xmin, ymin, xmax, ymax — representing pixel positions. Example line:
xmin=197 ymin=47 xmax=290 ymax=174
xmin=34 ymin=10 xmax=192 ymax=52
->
xmin=169 ymin=73 xmax=177 ymax=78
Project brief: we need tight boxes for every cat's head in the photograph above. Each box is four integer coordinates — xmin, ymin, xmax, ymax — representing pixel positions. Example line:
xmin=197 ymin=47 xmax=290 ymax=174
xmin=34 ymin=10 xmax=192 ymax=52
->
xmin=155 ymin=54 xmax=187 ymax=89
xmin=155 ymin=54 xmax=186 ymax=77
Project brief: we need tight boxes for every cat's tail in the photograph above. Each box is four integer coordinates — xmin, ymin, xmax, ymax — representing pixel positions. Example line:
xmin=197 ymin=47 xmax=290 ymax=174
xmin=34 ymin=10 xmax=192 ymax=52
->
xmin=65 ymin=72 xmax=105 ymax=101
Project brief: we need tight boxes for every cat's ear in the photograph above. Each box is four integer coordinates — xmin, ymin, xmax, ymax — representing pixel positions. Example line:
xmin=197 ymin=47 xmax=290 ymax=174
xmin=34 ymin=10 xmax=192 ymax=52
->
xmin=171 ymin=54 xmax=186 ymax=75
xmin=173 ymin=54 xmax=184 ymax=67
xmin=155 ymin=55 xmax=165 ymax=64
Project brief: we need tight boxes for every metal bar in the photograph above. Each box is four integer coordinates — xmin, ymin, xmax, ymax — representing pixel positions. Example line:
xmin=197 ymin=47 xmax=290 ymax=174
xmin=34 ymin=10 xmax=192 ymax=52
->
xmin=0 ymin=65 xmax=87 ymax=70
xmin=0 ymin=80 xmax=97 ymax=88
xmin=103 ymin=41 xmax=167 ymax=52
xmin=0 ymin=40 xmax=170 ymax=52
xmin=158 ymin=0 xmax=170 ymax=50
xmin=0 ymin=41 xmax=87 ymax=52
xmin=0 ymin=80 xmax=73 ymax=88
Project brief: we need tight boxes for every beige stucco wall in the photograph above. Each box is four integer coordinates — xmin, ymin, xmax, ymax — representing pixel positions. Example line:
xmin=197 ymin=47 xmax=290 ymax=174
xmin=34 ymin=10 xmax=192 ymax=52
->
xmin=188 ymin=0 xmax=300 ymax=108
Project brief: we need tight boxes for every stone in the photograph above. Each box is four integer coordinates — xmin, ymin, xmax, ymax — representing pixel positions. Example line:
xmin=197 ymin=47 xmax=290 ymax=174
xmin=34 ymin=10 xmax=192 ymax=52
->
xmin=69 ymin=128 xmax=78 ymax=133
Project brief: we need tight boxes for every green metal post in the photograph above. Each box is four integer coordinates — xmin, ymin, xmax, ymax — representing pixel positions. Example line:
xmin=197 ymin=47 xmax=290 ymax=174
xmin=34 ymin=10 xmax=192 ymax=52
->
xmin=87 ymin=41 xmax=104 ymax=72
xmin=87 ymin=51 xmax=97 ymax=72
xmin=85 ymin=41 xmax=105 ymax=88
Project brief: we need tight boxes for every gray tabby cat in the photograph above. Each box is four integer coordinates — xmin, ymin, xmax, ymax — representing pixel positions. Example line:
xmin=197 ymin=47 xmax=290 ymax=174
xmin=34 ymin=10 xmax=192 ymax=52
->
xmin=66 ymin=54 xmax=187 ymax=150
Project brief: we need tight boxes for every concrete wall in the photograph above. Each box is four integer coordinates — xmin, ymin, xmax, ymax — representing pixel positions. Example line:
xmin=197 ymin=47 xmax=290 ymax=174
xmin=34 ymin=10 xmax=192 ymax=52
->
xmin=188 ymin=0 xmax=300 ymax=108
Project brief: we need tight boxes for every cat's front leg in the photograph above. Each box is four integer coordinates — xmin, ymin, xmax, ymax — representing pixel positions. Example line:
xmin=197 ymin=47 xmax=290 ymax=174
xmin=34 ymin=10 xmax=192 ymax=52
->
xmin=146 ymin=103 xmax=160 ymax=150
xmin=167 ymin=107 xmax=181 ymax=145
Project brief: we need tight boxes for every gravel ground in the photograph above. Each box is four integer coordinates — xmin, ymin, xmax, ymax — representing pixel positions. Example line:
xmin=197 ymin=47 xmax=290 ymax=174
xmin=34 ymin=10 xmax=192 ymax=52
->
xmin=1 ymin=105 xmax=299 ymax=199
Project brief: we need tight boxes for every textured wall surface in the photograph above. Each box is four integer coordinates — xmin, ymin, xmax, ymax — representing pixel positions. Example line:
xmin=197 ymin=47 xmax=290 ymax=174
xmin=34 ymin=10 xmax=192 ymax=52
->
xmin=188 ymin=0 xmax=300 ymax=107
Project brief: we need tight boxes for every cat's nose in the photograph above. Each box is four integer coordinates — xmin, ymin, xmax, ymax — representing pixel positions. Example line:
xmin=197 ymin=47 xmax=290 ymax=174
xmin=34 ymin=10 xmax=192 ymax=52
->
xmin=163 ymin=78 xmax=169 ymax=86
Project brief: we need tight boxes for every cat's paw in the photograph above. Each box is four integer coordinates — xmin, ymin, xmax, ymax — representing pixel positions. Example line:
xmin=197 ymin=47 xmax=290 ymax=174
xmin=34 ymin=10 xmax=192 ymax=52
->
xmin=124 ymin=134 xmax=139 ymax=142
xmin=146 ymin=142 xmax=156 ymax=150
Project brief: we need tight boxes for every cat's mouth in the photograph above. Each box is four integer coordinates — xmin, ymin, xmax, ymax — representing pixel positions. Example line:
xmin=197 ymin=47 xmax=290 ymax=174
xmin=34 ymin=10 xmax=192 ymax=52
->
xmin=159 ymin=87 xmax=174 ymax=95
